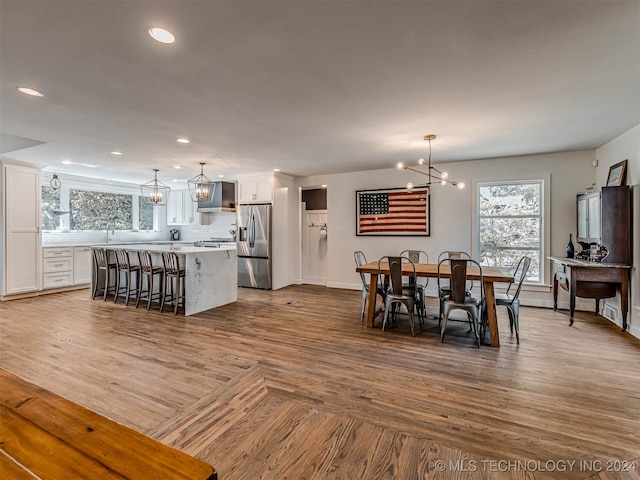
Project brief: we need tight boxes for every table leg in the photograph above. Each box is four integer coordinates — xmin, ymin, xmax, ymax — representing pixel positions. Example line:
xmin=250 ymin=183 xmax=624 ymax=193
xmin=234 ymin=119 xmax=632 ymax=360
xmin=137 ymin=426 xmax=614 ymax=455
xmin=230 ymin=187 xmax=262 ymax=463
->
xmin=365 ymin=273 xmax=379 ymax=328
xmin=553 ymin=273 xmax=558 ymax=311
xmin=484 ymin=281 xmax=500 ymax=347
xmin=569 ymin=274 xmax=577 ymax=326
xmin=621 ymin=273 xmax=629 ymax=332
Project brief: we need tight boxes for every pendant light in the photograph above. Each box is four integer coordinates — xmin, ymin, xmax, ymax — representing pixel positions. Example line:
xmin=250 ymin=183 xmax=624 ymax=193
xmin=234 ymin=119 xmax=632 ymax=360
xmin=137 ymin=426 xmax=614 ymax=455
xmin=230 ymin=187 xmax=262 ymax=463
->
xmin=187 ymin=162 xmax=216 ymax=203
xmin=397 ymin=135 xmax=465 ymax=190
xmin=140 ymin=169 xmax=171 ymax=206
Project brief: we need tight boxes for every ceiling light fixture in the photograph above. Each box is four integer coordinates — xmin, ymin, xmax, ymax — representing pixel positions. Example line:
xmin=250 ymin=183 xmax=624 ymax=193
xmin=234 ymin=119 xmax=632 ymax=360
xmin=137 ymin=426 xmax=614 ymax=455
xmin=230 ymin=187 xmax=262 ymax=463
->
xmin=110 ymin=151 xmax=123 ymax=156
xmin=173 ymin=165 xmax=182 ymax=169
xmin=273 ymin=168 xmax=281 ymax=172
xmin=61 ymin=160 xmax=73 ymax=165
xmin=16 ymin=86 xmax=44 ymax=97
xmin=397 ymin=135 xmax=465 ymax=190
xmin=218 ymin=174 xmax=224 ymax=178
xmin=140 ymin=169 xmax=170 ymax=206
xmin=149 ymin=27 xmax=175 ymax=44
xmin=187 ymin=162 xmax=216 ymax=203
xmin=176 ymin=137 xmax=190 ymax=144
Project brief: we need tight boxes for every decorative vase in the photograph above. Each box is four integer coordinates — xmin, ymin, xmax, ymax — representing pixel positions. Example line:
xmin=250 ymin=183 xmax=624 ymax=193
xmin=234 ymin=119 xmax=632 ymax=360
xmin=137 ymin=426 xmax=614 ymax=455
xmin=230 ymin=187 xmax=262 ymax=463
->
xmin=565 ymin=234 xmax=575 ymax=258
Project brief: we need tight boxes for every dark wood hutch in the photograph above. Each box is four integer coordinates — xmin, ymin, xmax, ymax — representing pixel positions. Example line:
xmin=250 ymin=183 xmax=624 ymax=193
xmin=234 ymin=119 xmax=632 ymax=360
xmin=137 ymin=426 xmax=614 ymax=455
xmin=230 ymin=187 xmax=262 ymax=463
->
xmin=550 ymin=186 xmax=632 ymax=330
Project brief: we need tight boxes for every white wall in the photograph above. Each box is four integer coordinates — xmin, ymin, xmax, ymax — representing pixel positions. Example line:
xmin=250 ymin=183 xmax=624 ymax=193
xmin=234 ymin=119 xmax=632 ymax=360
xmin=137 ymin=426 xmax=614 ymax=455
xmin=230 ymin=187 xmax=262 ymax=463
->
xmin=595 ymin=123 xmax=639 ymax=339
xmin=272 ymin=172 xmax=296 ymax=290
xmin=295 ymin=150 xmax=597 ymax=309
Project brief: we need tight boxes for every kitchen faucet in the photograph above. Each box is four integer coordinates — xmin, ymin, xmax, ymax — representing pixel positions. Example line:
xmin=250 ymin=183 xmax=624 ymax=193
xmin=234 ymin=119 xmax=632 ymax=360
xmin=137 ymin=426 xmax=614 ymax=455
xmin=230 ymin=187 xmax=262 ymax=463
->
xmin=106 ymin=223 xmax=114 ymax=243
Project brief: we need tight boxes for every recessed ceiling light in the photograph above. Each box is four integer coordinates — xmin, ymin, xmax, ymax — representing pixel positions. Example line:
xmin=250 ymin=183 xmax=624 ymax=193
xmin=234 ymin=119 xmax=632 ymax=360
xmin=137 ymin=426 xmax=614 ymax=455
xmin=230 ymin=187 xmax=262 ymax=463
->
xmin=16 ymin=86 xmax=44 ymax=97
xmin=173 ymin=165 xmax=182 ymax=169
xmin=110 ymin=151 xmax=123 ymax=156
xmin=62 ymin=160 xmax=72 ymax=165
xmin=321 ymin=185 xmax=328 ymax=188
xmin=176 ymin=137 xmax=190 ymax=144
xmin=273 ymin=168 xmax=281 ymax=172
xmin=218 ymin=174 xmax=224 ymax=178
xmin=149 ymin=27 xmax=175 ymax=44
xmin=172 ymin=179 xmax=179 ymax=183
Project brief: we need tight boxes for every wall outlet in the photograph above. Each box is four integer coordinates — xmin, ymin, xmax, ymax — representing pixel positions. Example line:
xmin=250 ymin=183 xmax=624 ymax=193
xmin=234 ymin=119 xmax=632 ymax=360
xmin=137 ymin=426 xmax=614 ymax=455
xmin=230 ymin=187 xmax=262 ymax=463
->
xmin=592 ymin=159 xmax=599 ymax=167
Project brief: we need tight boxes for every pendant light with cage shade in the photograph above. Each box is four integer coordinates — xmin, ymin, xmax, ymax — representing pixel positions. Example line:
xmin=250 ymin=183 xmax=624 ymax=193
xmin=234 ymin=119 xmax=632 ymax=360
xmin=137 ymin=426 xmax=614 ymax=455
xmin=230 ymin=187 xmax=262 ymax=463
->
xmin=397 ymin=135 xmax=465 ymax=190
xmin=140 ymin=169 xmax=171 ymax=206
xmin=187 ymin=162 xmax=216 ymax=202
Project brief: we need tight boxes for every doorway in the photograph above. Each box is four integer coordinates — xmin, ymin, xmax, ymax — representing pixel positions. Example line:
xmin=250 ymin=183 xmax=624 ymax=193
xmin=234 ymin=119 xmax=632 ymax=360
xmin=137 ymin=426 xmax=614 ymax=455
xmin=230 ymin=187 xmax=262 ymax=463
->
xmin=301 ymin=187 xmax=328 ymax=285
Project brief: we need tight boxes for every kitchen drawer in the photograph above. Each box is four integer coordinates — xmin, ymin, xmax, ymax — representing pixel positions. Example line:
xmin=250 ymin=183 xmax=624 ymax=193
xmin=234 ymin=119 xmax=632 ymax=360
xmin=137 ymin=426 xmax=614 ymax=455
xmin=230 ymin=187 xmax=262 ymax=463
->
xmin=43 ymin=247 xmax=74 ymax=258
xmin=43 ymin=272 xmax=73 ymax=288
xmin=43 ymin=257 xmax=73 ymax=273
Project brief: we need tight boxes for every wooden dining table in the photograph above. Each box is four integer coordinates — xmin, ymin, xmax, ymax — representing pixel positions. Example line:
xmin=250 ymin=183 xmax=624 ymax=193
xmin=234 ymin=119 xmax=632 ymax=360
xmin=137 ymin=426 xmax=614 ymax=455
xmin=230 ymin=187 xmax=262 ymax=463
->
xmin=356 ymin=262 xmax=514 ymax=347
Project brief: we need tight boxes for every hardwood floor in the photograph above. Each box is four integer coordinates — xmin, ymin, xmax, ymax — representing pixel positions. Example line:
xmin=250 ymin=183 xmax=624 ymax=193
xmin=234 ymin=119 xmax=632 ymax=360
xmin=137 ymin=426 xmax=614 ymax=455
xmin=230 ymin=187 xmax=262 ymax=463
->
xmin=1 ymin=285 xmax=639 ymax=479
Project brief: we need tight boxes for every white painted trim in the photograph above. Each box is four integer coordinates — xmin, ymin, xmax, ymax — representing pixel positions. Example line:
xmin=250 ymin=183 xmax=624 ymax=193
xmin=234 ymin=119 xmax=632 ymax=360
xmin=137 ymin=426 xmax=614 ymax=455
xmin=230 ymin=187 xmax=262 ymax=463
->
xmin=327 ymin=281 xmax=361 ymax=290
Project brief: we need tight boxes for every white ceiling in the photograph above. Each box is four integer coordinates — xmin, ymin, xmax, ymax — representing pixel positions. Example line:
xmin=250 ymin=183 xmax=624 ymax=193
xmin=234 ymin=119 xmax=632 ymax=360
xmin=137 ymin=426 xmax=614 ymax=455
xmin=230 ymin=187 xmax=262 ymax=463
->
xmin=1 ymin=1 xmax=638 ymax=185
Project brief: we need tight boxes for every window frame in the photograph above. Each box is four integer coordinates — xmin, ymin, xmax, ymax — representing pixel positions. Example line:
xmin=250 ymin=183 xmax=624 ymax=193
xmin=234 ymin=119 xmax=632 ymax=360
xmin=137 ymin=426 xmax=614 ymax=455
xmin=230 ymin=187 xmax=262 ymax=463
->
xmin=41 ymin=179 xmax=158 ymax=232
xmin=473 ymin=176 xmax=549 ymax=286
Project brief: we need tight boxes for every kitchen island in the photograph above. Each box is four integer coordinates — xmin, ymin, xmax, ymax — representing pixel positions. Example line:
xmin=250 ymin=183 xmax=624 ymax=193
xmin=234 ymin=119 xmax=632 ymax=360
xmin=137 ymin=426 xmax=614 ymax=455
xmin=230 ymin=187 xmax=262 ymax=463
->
xmin=91 ymin=244 xmax=237 ymax=315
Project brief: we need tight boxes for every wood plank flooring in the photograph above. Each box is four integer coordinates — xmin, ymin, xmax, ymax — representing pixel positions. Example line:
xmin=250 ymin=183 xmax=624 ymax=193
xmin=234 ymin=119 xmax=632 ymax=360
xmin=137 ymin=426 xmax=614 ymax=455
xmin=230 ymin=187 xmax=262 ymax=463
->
xmin=1 ymin=285 xmax=639 ymax=479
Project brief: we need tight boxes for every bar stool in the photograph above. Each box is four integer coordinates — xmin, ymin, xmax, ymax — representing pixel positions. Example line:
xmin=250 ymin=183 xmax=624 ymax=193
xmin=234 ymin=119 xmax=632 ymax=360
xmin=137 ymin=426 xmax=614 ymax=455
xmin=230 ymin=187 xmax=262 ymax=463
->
xmin=161 ymin=251 xmax=185 ymax=315
xmin=136 ymin=250 xmax=164 ymax=310
xmin=92 ymin=248 xmax=117 ymax=301
xmin=114 ymin=249 xmax=140 ymax=306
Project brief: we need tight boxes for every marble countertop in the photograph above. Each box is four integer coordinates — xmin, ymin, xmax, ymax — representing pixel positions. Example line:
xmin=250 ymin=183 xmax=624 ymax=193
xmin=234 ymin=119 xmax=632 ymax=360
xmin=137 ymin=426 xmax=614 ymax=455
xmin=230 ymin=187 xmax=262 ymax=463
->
xmin=93 ymin=243 xmax=236 ymax=254
xmin=43 ymin=241 xmax=215 ymax=248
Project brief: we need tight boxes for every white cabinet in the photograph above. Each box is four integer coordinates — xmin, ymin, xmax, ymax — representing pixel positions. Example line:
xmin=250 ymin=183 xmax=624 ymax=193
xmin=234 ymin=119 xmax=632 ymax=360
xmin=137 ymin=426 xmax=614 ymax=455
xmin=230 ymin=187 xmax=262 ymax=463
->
xmin=2 ymin=164 xmax=42 ymax=295
xmin=167 ymin=190 xmax=197 ymax=225
xmin=42 ymin=247 xmax=73 ymax=289
xmin=73 ymin=246 xmax=92 ymax=285
xmin=238 ymin=174 xmax=273 ymax=203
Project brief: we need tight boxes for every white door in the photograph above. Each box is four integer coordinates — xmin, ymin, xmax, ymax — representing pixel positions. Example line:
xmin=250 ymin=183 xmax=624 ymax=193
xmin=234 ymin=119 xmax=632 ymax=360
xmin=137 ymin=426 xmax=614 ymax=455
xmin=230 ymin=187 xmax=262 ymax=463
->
xmin=302 ymin=210 xmax=328 ymax=285
xmin=4 ymin=164 xmax=42 ymax=294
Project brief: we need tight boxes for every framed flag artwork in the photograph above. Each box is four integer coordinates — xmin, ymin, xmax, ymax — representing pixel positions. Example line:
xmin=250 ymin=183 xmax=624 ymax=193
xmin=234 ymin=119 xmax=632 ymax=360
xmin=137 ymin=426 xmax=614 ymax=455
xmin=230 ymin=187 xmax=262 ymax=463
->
xmin=356 ymin=186 xmax=430 ymax=236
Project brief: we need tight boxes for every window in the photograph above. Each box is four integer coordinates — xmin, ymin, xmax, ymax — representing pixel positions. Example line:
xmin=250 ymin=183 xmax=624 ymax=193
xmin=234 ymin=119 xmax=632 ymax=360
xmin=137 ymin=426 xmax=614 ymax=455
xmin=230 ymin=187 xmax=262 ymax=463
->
xmin=41 ymin=186 xmax=61 ymax=231
xmin=70 ymin=190 xmax=132 ymax=230
xmin=138 ymin=196 xmax=154 ymax=230
xmin=477 ymin=180 xmax=542 ymax=283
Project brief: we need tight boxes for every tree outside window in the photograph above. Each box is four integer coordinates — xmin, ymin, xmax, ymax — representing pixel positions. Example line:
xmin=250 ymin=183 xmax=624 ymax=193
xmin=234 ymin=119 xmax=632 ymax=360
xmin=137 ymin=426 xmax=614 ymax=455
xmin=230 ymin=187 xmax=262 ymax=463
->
xmin=478 ymin=181 xmax=542 ymax=282
xmin=70 ymin=190 xmax=132 ymax=230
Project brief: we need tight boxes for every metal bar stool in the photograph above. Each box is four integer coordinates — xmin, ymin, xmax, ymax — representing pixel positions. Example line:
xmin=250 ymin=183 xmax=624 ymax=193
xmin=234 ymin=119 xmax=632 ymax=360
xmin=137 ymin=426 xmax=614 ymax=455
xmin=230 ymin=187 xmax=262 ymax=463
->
xmin=92 ymin=248 xmax=117 ymax=301
xmin=114 ymin=249 xmax=140 ymax=306
xmin=160 ymin=251 xmax=185 ymax=315
xmin=136 ymin=250 xmax=165 ymax=310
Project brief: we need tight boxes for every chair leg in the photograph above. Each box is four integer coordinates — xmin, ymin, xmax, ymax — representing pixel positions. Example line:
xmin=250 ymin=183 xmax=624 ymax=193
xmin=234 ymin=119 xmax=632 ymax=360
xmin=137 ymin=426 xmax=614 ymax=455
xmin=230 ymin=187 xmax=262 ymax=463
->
xmin=103 ymin=269 xmax=110 ymax=301
xmin=361 ymin=289 xmax=367 ymax=323
xmin=510 ymin=301 xmax=520 ymax=344
xmin=441 ymin=310 xmax=449 ymax=342
xmin=174 ymin=276 xmax=181 ymax=315
xmin=92 ymin=269 xmax=99 ymax=299
xmin=160 ymin=276 xmax=167 ymax=313
xmin=382 ymin=301 xmax=390 ymax=331
xmin=146 ymin=273 xmax=153 ymax=310
xmin=408 ymin=305 xmax=415 ymax=337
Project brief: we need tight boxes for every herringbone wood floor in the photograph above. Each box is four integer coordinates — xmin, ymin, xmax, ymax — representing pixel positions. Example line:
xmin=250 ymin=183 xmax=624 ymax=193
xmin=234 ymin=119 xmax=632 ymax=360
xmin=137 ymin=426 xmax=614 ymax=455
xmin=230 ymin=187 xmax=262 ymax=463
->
xmin=1 ymin=285 xmax=639 ymax=479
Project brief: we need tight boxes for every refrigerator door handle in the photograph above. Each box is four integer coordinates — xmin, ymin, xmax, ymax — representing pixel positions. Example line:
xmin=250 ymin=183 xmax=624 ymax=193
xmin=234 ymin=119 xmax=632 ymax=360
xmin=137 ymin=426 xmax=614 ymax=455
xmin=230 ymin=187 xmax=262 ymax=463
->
xmin=249 ymin=211 xmax=255 ymax=248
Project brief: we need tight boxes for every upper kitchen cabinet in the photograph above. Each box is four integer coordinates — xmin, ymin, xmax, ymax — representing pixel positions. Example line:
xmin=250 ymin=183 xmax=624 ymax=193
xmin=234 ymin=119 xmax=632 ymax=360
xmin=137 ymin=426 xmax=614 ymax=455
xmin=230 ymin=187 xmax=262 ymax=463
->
xmin=166 ymin=190 xmax=197 ymax=225
xmin=1 ymin=163 xmax=42 ymax=296
xmin=238 ymin=174 xmax=273 ymax=203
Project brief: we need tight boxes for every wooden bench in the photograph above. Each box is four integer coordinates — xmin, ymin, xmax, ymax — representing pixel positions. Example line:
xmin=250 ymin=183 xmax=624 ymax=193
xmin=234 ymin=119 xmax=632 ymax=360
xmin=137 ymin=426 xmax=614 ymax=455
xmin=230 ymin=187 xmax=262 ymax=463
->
xmin=0 ymin=369 xmax=217 ymax=479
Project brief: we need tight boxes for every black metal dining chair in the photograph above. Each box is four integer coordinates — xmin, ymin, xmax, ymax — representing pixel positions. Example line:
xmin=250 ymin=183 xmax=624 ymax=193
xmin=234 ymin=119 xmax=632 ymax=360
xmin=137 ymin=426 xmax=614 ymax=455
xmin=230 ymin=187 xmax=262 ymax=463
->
xmin=437 ymin=251 xmax=472 ymax=321
xmin=399 ymin=250 xmax=429 ymax=323
xmin=439 ymin=257 xmax=483 ymax=348
xmin=354 ymin=250 xmax=388 ymax=324
xmin=379 ymin=255 xmax=419 ymax=336
xmin=494 ymin=256 xmax=531 ymax=344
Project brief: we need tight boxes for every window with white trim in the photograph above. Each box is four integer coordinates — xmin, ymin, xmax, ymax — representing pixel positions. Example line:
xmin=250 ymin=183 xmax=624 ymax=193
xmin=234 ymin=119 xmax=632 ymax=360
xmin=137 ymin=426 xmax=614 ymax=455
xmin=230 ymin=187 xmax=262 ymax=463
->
xmin=477 ymin=180 xmax=543 ymax=283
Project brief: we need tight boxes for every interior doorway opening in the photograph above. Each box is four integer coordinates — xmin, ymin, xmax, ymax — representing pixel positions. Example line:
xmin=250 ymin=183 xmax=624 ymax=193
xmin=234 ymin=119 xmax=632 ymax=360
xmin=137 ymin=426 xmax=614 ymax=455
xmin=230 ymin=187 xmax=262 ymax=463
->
xmin=301 ymin=187 xmax=328 ymax=285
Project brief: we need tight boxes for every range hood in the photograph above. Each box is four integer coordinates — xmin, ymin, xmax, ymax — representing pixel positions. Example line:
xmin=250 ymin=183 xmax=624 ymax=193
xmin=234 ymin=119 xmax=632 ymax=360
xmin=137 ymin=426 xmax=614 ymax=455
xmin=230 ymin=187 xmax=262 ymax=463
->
xmin=197 ymin=181 xmax=236 ymax=212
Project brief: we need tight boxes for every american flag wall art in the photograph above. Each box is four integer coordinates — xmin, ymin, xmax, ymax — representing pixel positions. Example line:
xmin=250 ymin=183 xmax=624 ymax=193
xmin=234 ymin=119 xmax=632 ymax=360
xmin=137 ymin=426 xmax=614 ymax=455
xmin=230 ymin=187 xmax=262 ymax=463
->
xmin=356 ymin=187 xmax=430 ymax=236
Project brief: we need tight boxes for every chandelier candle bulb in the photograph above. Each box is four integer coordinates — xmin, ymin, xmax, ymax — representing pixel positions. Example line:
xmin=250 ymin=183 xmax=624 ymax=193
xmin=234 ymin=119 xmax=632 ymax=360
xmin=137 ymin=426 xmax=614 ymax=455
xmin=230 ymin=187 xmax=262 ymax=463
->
xmin=396 ymin=134 xmax=464 ymax=190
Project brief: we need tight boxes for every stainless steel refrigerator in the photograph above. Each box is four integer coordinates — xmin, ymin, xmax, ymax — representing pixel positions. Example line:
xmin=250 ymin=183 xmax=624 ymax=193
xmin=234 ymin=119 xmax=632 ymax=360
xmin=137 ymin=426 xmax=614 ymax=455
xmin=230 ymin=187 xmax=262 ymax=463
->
xmin=237 ymin=203 xmax=272 ymax=289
